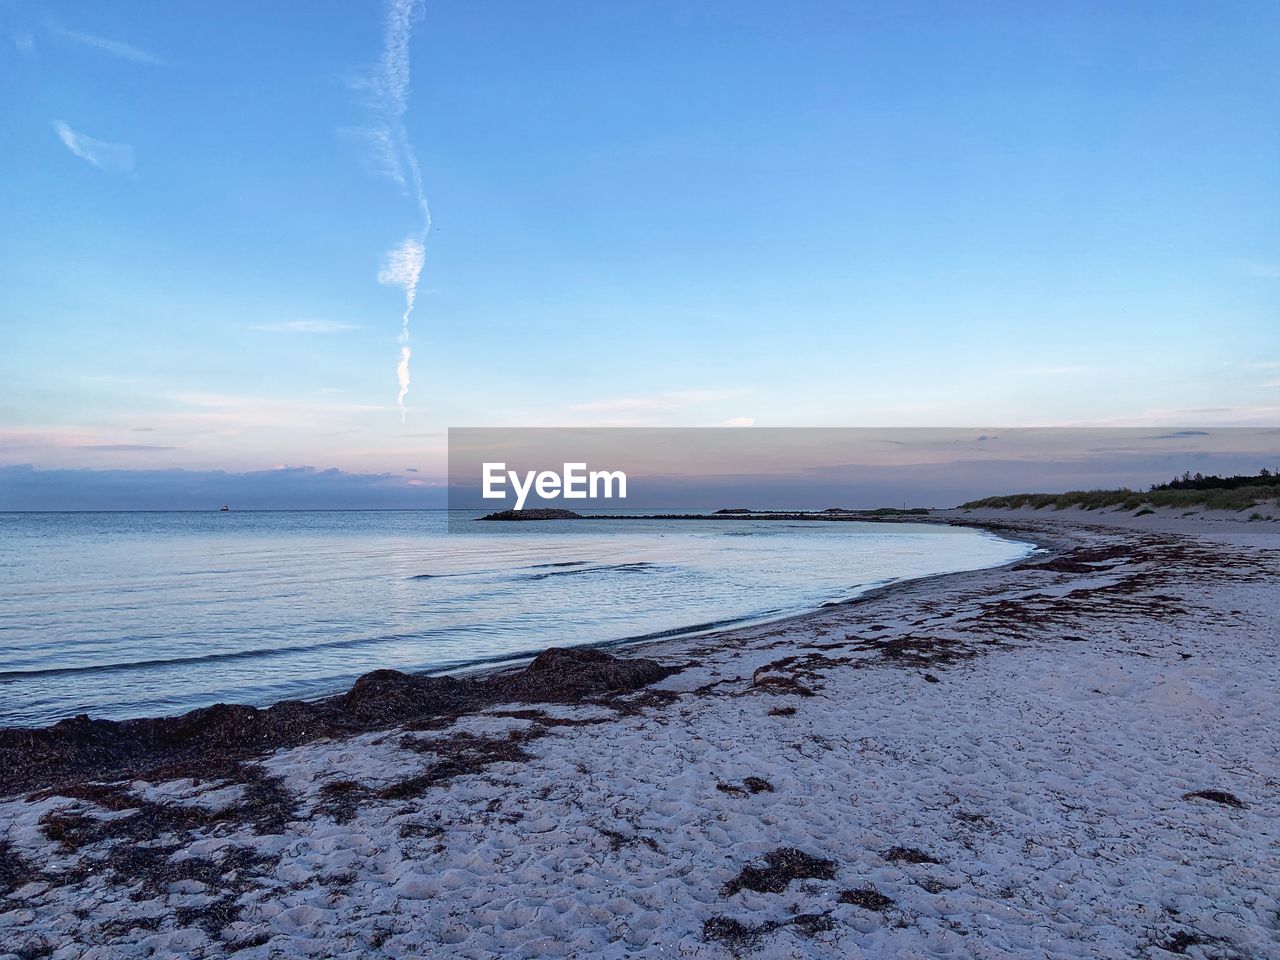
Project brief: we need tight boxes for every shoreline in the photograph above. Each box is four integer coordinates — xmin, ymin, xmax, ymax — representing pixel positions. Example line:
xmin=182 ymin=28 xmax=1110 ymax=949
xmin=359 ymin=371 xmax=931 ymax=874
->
xmin=2 ymin=512 xmax=1276 ymax=958
xmin=435 ymin=520 xmax=1055 ymax=687
xmin=0 ymin=522 xmax=1046 ymax=798
xmin=0 ymin=516 xmax=1164 ymax=790
xmin=0 ymin=517 xmax=1040 ymax=741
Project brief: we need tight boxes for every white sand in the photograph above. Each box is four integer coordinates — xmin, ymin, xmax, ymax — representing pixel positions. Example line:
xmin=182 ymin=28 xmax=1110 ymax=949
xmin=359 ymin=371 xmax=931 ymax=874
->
xmin=2 ymin=515 xmax=1277 ymax=959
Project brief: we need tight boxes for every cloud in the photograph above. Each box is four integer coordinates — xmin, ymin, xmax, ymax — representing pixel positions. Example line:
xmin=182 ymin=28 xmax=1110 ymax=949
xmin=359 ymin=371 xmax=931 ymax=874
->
xmin=353 ymin=0 xmax=424 ymax=202
xmin=255 ymin=320 xmax=360 ymax=334
xmin=722 ymin=417 xmax=755 ymax=427
xmin=81 ymin=443 xmax=176 ymax=452
xmin=169 ymin=392 xmax=392 ymax=430
xmin=1024 ymin=365 xmax=1092 ymax=377
xmin=378 ymin=1 xmax=415 ymax=114
xmin=60 ymin=28 xmax=168 ymax=65
xmin=1066 ymin=405 xmax=1280 ymax=427
xmin=0 ymin=429 xmax=180 ymax=458
xmin=14 ymin=31 xmax=34 ymax=56
xmin=0 ymin=464 xmax=445 ymax=511
xmin=339 ymin=125 xmax=405 ymax=184
xmin=353 ymin=0 xmax=431 ymax=421
xmin=51 ymin=120 xmax=135 ymax=173
xmin=378 ymin=238 xmax=425 ymax=292
xmin=568 ymin=389 xmax=747 ymax=415
xmin=379 ymin=237 xmax=426 ymax=419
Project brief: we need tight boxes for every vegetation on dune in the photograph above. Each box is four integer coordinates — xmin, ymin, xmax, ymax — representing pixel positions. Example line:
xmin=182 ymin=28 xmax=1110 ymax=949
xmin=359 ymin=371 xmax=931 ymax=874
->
xmin=1152 ymin=467 xmax=1280 ymax=492
xmin=961 ymin=469 xmax=1280 ymax=513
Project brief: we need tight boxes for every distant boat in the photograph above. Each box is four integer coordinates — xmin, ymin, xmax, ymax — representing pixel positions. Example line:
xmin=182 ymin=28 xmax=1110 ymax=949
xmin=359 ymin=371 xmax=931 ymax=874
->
xmin=220 ymin=505 xmax=230 ymax=512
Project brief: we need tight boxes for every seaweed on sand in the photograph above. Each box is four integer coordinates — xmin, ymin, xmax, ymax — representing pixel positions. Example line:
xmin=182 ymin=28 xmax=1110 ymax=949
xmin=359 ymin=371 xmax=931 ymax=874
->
xmin=1 ymin=647 xmax=677 ymax=795
xmin=722 ymin=847 xmax=837 ymax=896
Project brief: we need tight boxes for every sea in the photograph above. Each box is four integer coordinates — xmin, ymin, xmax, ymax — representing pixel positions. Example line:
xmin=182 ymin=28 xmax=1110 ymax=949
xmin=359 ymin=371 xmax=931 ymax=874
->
xmin=0 ymin=511 xmax=1034 ymax=727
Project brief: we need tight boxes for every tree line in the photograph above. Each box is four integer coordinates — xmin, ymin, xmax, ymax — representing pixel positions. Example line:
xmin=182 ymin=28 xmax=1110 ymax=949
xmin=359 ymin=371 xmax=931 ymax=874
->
xmin=1151 ymin=468 xmax=1280 ymax=492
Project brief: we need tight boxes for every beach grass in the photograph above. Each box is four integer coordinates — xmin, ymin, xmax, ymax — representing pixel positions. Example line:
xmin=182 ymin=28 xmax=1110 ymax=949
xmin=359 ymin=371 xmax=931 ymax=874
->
xmin=960 ymin=484 xmax=1279 ymax=512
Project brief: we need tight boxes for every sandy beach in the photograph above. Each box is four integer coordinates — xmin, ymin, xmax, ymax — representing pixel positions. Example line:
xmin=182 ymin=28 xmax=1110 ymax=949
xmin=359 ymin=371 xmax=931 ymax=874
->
xmin=10 ymin=0 xmax=1277 ymax=954
xmin=2 ymin=511 xmax=1277 ymax=959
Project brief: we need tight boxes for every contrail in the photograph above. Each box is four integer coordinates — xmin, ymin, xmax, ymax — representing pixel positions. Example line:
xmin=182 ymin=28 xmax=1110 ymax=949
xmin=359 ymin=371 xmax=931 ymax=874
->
xmin=379 ymin=237 xmax=425 ymax=417
xmin=373 ymin=0 xmax=431 ymax=422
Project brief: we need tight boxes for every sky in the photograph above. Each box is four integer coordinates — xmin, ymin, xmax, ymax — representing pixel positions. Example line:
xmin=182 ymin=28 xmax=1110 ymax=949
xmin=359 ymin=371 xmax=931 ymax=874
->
xmin=1 ymin=1 xmax=1278 ymax=507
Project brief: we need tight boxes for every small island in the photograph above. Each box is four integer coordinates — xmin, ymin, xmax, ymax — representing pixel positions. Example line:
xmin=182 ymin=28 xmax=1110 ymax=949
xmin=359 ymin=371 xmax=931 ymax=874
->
xmin=479 ymin=508 xmax=584 ymax=521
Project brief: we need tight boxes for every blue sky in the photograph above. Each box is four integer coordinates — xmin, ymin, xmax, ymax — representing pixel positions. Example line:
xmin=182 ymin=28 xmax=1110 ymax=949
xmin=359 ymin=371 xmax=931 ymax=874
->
xmin=2 ymin=0 xmax=1278 ymax=500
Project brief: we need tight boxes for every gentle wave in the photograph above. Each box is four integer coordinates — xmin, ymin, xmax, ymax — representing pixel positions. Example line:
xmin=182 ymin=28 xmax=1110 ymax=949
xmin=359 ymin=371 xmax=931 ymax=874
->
xmin=0 ymin=511 xmax=1033 ymax=725
xmin=0 ymin=630 xmax=431 ymax=679
xmin=525 ymin=561 xmax=662 ymax=580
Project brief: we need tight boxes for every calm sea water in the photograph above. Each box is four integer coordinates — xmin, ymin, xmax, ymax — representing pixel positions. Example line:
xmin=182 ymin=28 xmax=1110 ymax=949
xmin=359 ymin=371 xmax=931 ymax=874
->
xmin=0 ymin=511 xmax=1032 ymax=726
